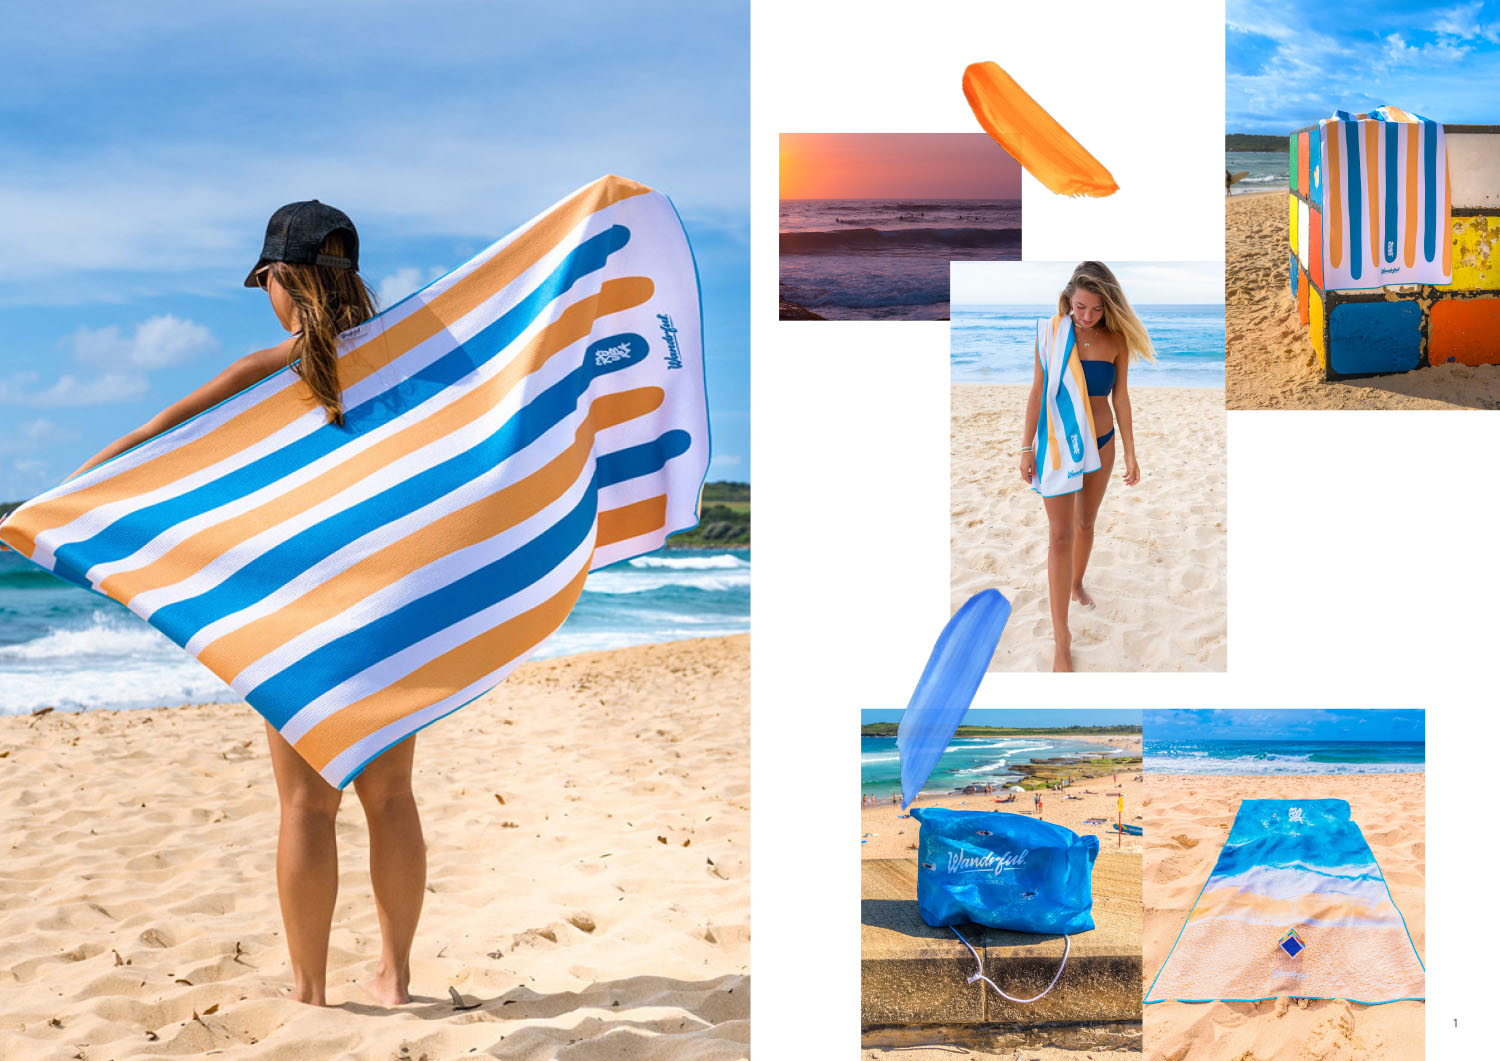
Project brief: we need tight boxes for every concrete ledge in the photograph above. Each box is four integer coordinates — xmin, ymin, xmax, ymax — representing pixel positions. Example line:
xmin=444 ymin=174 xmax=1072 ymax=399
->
xmin=861 ymin=854 xmax=1142 ymax=1027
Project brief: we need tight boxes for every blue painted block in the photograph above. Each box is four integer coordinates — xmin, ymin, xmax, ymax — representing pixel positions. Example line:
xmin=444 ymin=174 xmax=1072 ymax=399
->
xmin=1327 ymin=299 xmax=1423 ymax=376
xmin=1290 ymin=252 xmax=1298 ymax=298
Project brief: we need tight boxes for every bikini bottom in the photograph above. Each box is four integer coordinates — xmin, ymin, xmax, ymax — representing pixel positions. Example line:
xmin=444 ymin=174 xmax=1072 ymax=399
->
xmin=1096 ymin=428 xmax=1115 ymax=450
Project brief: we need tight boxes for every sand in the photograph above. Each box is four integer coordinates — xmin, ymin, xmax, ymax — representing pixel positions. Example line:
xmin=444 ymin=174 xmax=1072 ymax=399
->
xmin=1227 ymin=190 xmax=1500 ymax=409
xmin=950 ymin=385 xmax=1226 ymax=671
xmin=1143 ymin=774 xmax=1424 ymax=1061
xmin=0 ymin=635 xmax=749 ymax=1060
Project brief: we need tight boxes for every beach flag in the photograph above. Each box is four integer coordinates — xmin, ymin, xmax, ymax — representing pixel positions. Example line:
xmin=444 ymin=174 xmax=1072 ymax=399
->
xmin=1318 ymin=108 xmax=1450 ymax=290
xmin=0 ymin=175 xmax=709 ymax=787
xmin=1144 ymin=799 xmax=1424 ymax=1004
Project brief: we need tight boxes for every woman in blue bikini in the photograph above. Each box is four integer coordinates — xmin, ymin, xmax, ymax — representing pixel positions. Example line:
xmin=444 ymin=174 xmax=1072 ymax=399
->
xmin=1018 ymin=262 xmax=1154 ymax=672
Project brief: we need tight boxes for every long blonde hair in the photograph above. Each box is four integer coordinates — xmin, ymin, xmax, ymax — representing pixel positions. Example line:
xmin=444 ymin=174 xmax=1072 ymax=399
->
xmin=1057 ymin=261 xmax=1155 ymax=362
xmin=268 ymin=231 xmax=377 ymax=426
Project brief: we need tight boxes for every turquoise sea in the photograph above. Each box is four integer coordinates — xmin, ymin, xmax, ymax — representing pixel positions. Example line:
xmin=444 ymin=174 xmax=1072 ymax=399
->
xmin=1226 ymin=150 xmax=1288 ymax=195
xmin=1144 ymin=738 xmax=1424 ymax=776
xmin=0 ymin=545 xmax=749 ymax=715
xmin=861 ymin=733 xmax=1134 ymax=799
xmin=950 ymin=304 xmax=1225 ymax=388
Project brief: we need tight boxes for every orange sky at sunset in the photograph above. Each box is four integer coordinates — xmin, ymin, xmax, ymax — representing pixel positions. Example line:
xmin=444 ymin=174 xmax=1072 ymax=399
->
xmin=780 ymin=133 xmax=1021 ymax=199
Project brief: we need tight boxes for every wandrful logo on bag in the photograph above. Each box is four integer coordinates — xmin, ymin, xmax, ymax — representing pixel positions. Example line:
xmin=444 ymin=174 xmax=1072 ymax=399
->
xmin=946 ymin=847 xmax=1029 ymax=877
xmin=1278 ymin=927 xmax=1307 ymax=959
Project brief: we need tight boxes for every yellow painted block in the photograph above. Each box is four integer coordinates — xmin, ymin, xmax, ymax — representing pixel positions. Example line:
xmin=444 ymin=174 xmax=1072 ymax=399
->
xmin=1310 ymin=285 xmax=1325 ymax=373
xmin=1435 ymin=214 xmax=1500 ymax=291
xmin=1289 ymin=194 xmax=1298 ymax=251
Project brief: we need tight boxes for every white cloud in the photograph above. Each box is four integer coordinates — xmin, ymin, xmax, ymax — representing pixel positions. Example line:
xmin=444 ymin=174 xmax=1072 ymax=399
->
xmin=1433 ymin=2 xmax=1484 ymax=37
xmin=15 ymin=372 xmax=150 ymax=407
xmin=71 ymin=313 xmax=216 ymax=370
xmin=376 ymin=266 xmax=447 ymax=309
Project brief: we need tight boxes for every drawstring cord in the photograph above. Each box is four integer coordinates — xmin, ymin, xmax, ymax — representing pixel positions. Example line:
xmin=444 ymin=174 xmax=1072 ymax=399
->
xmin=950 ymin=925 xmax=1071 ymax=1004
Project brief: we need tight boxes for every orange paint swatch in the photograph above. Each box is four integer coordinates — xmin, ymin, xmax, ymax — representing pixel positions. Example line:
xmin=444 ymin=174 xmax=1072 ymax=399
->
xmin=962 ymin=61 xmax=1117 ymax=198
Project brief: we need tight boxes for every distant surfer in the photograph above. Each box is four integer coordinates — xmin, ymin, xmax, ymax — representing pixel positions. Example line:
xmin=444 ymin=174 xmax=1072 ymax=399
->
xmin=68 ymin=202 xmax=426 ymax=1009
xmin=1018 ymin=263 xmax=1155 ymax=671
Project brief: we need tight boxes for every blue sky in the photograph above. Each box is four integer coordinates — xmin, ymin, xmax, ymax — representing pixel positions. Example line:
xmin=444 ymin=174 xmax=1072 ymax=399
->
xmin=862 ymin=709 xmax=1142 ymax=729
xmin=1228 ymin=0 xmax=1500 ymax=132
xmin=0 ymin=2 xmax=748 ymax=500
xmin=1145 ymin=709 xmax=1425 ymax=743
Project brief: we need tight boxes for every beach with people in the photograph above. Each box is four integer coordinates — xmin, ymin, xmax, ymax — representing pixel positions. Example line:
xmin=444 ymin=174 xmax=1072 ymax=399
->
xmin=861 ymin=730 xmax=1145 ymax=857
xmin=1227 ymin=190 xmax=1500 ymax=409
xmin=1142 ymin=771 xmax=1424 ymax=1061
xmin=0 ymin=635 xmax=749 ymax=1059
xmin=950 ymin=384 xmax=1225 ymax=671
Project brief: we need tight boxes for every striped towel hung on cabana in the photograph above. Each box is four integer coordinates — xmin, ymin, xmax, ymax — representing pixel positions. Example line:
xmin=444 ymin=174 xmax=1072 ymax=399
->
xmin=1319 ymin=108 xmax=1450 ymax=290
xmin=0 ymin=175 xmax=709 ymax=787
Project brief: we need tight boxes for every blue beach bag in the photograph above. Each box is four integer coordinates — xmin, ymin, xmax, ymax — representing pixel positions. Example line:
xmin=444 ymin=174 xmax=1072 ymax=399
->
xmin=912 ymin=808 xmax=1098 ymax=934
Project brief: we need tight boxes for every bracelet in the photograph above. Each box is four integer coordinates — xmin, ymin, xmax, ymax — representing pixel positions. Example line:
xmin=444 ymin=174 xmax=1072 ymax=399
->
xmin=1020 ymin=446 xmax=1034 ymax=454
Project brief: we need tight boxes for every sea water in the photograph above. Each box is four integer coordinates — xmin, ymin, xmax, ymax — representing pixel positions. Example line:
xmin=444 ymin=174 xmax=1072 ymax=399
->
xmin=780 ymin=198 xmax=1021 ymax=321
xmin=0 ymin=546 xmax=750 ymax=715
xmin=1144 ymin=738 xmax=1425 ymax=776
xmin=861 ymin=734 xmax=1131 ymax=799
xmin=951 ymin=304 xmax=1225 ymax=388
xmin=1226 ymin=150 xmax=1289 ymax=195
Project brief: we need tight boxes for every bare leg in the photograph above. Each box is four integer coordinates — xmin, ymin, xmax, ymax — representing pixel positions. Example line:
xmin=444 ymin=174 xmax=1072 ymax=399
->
xmin=1071 ymin=436 xmax=1116 ymax=606
xmin=1043 ymin=494 xmax=1077 ymax=671
xmin=353 ymin=735 xmax=425 ymax=1005
xmin=264 ymin=722 xmax=342 ymax=1005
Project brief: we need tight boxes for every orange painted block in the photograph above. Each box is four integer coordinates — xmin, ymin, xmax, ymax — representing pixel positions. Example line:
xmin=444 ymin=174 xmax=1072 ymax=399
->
xmin=1298 ymin=130 xmax=1310 ymax=194
xmin=1429 ymin=297 xmax=1500 ymax=366
xmin=1298 ymin=263 xmax=1310 ymax=324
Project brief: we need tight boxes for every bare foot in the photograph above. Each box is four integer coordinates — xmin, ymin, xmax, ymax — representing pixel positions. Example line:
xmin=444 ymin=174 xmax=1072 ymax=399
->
xmin=1053 ymin=642 xmax=1074 ymax=672
xmin=279 ymin=985 xmax=328 ymax=1006
xmin=1071 ymin=585 xmax=1094 ymax=608
xmin=360 ymin=967 xmax=412 ymax=1006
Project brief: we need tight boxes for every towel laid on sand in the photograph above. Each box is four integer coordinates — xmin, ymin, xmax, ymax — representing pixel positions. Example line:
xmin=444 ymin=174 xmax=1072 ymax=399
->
xmin=0 ymin=175 xmax=709 ymax=787
xmin=1319 ymin=107 xmax=1450 ymax=290
xmin=1031 ymin=314 xmax=1099 ymax=497
xmin=1144 ymin=798 xmax=1424 ymax=1004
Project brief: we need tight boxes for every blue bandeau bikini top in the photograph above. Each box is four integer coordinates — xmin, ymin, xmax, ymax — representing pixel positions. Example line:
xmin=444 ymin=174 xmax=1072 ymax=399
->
xmin=1081 ymin=359 xmax=1115 ymax=397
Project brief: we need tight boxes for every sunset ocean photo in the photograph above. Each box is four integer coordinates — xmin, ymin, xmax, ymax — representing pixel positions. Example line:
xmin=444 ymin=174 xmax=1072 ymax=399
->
xmin=780 ymin=133 xmax=1021 ymax=320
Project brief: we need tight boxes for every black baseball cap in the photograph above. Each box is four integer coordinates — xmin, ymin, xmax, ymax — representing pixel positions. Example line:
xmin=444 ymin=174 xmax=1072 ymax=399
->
xmin=244 ymin=200 xmax=360 ymax=287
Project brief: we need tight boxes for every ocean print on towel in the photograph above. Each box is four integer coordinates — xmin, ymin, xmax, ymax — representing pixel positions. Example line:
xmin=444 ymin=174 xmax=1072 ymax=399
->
xmin=0 ymin=175 xmax=709 ymax=788
xmin=1031 ymin=314 xmax=1099 ymax=497
xmin=1144 ymin=799 xmax=1424 ymax=1004
xmin=1319 ymin=108 xmax=1450 ymax=290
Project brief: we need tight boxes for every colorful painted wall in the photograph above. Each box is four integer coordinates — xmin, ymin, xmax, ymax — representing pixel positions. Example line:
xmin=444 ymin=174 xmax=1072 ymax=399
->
xmin=1290 ymin=122 xmax=1500 ymax=379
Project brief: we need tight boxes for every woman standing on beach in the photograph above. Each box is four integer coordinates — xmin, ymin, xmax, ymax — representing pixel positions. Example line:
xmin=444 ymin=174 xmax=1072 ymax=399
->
xmin=1018 ymin=262 xmax=1154 ymax=672
xmin=69 ymin=202 xmax=425 ymax=1008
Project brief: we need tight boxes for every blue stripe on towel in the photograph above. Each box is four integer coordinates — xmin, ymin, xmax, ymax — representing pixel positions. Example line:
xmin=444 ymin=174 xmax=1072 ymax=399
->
xmin=53 ymin=226 xmax=633 ymax=583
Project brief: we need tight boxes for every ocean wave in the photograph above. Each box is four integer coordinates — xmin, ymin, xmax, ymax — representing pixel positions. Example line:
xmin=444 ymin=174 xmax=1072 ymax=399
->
xmin=0 ymin=612 xmax=166 ymax=661
xmin=629 ymin=553 xmax=748 ymax=571
xmin=1144 ymin=755 xmax=1424 ymax=776
xmin=1239 ymin=173 xmax=1286 ymax=183
xmin=581 ymin=571 xmax=750 ymax=595
xmin=781 ymin=226 xmax=1022 ymax=255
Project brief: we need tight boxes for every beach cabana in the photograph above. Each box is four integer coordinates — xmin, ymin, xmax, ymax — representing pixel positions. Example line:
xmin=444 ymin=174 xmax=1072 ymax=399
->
xmin=1290 ymin=111 xmax=1500 ymax=378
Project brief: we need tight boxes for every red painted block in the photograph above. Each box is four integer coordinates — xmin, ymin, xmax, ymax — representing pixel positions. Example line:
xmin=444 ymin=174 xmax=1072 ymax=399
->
xmin=1309 ymin=206 xmax=1323 ymax=290
xmin=1298 ymin=130 xmax=1310 ymax=194
xmin=1298 ymin=263 xmax=1310 ymax=324
xmin=1429 ymin=297 xmax=1500 ymax=366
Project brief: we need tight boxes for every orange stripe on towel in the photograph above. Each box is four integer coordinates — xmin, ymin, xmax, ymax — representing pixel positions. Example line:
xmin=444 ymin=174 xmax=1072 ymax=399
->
xmin=961 ymin=61 xmax=1117 ymax=198
xmin=1404 ymin=123 xmax=1419 ymax=269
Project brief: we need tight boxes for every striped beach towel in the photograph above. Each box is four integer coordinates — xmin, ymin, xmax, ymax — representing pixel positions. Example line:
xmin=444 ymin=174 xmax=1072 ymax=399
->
xmin=1318 ymin=107 xmax=1450 ymax=290
xmin=1031 ymin=314 xmax=1099 ymax=497
xmin=1144 ymin=799 xmax=1424 ymax=1004
xmin=0 ymin=175 xmax=709 ymax=787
